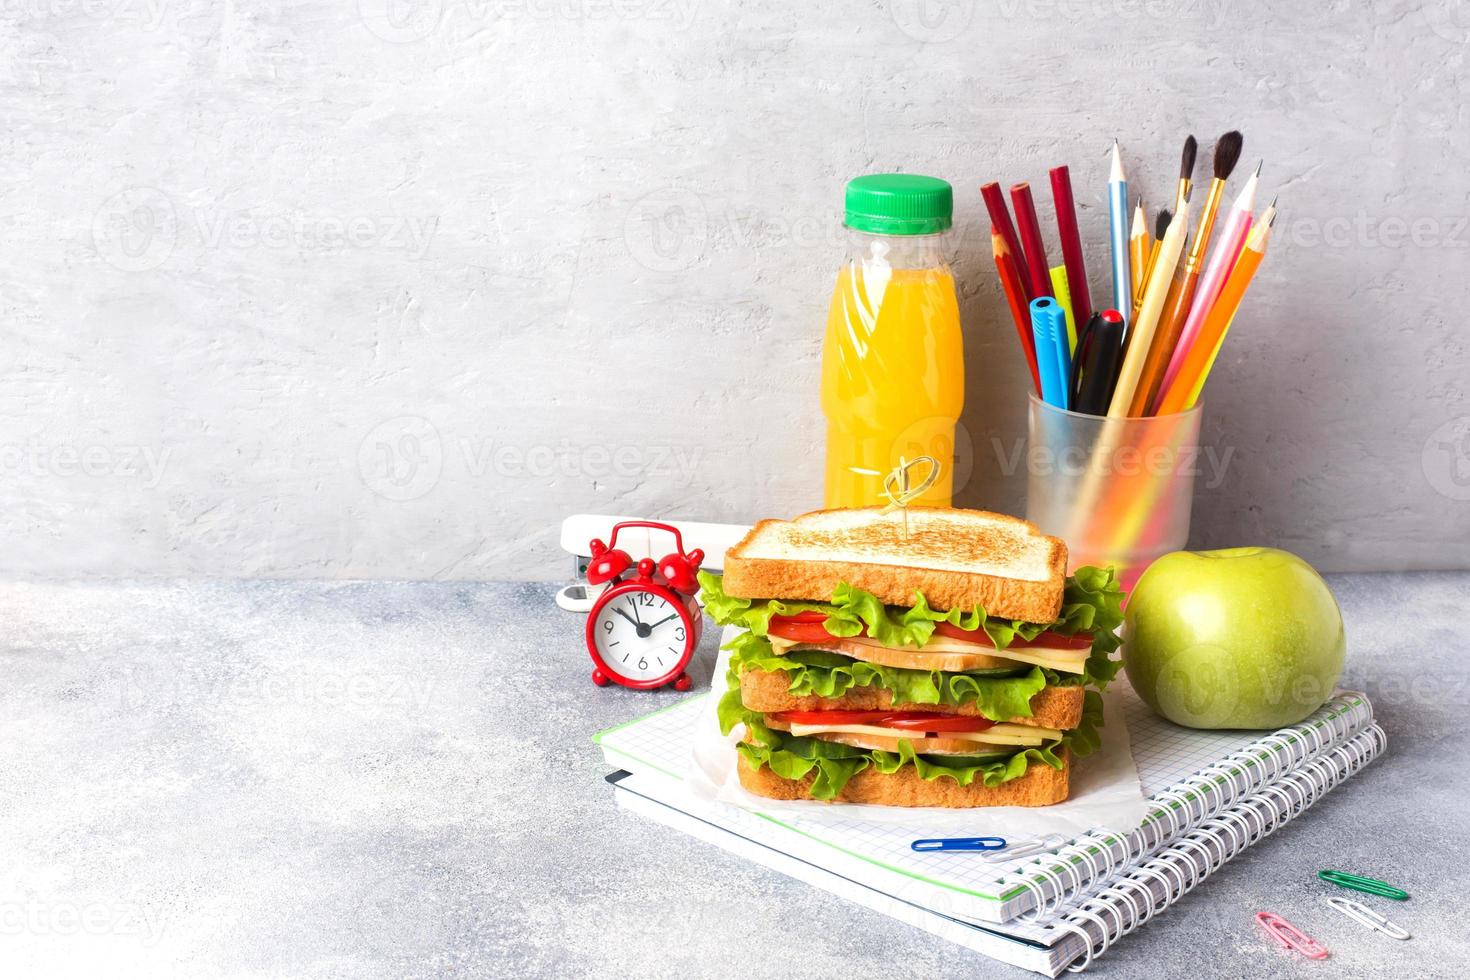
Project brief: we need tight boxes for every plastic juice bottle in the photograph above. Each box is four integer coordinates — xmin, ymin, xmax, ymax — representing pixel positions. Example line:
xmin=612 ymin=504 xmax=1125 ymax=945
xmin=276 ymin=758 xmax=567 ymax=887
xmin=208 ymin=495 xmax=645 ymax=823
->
xmin=821 ymin=174 xmax=963 ymax=508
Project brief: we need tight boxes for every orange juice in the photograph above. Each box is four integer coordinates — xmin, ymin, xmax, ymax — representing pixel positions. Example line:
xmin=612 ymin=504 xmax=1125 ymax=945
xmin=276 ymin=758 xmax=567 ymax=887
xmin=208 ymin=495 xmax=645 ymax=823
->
xmin=821 ymin=175 xmax=963 ymax=508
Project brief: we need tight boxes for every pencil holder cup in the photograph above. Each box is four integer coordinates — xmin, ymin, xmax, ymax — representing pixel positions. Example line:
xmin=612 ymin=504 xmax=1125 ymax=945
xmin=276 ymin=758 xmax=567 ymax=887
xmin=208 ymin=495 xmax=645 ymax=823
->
xmin=1023 ymin=394 xmax=1204 ymax=593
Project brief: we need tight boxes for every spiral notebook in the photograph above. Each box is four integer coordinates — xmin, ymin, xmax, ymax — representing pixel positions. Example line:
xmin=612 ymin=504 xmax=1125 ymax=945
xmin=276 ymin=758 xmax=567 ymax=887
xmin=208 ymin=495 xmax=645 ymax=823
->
xmin=595 ymin=688 xmax=1383 ymax=974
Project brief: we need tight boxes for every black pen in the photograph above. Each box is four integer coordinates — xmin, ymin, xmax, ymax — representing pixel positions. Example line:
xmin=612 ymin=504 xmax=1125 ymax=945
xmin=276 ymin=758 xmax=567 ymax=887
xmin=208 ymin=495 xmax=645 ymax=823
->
xmin=1069 ymin=312 xmax=1102 ymax=410
xmin=1074 ymin=309 xmax=1125 ymax=415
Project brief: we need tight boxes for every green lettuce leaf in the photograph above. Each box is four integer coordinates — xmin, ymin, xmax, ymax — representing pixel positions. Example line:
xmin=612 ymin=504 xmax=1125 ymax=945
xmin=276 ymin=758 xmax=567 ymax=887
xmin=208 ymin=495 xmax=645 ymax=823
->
xmin=720 ymin=647 xmax=1110 ymax=800
xmin=869 ymin=738 xmax=1066 ymax=788
xmin=697 ymin=564 xmax=1125 ymax=689
xmin=1067 ymin=688 xmax=1106 ymax=758
xmin=724 ymin=631 xmax=1048 ymax=722
xmin=696 ymin=570 xmax=849 ymax=638
xmin=702 ymin=567 xmax=1120 ymax=800
xmin=716 ymin=671 xmax=756 ymax=737
xmin=736 ymin=725 xmax=1074 ymax=800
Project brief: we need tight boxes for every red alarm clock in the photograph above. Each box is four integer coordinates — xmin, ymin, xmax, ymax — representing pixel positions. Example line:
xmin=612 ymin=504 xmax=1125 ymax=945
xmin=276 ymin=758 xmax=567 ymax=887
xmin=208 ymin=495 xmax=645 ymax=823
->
xmin=584 ymin=521 xmax=704 ymax=691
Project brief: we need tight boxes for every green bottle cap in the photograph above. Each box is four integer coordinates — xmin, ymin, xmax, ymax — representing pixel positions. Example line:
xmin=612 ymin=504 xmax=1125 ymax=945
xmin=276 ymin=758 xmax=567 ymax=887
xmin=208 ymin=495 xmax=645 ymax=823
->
xmin=844 ymin=174 xmax=953 ymax=236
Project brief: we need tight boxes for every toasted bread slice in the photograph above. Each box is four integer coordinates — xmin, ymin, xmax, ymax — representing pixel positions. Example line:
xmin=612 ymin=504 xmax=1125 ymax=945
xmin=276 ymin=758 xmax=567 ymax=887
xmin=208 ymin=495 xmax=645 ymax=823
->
xmin=739 ymin=669 xmax=1085 ymax=730
xmin=736 ymin=747 xmax=1069 ymax=808
xmin=722 ymin=507 xmax=1066 ymax=622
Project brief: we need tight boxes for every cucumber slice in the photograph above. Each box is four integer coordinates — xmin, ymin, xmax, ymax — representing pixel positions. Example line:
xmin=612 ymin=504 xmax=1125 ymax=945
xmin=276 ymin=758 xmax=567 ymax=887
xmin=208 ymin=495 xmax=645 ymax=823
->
xmin=956 ymin=666 xmax=1031 ymax=677
xmin=919 ymin=749 xmax=1017 ymax=765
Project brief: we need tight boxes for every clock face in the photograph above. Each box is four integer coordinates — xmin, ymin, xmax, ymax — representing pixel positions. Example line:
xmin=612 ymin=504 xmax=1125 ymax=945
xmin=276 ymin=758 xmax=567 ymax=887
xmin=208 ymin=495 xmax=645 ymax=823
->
xmin=592 ymin=589 xmax=690 ymax=682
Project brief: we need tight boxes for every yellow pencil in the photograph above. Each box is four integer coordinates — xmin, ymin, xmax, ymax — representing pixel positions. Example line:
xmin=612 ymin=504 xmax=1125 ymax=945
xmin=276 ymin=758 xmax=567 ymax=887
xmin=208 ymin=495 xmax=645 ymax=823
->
xmin=1128 ymin=198 xmax=1148 ymax=303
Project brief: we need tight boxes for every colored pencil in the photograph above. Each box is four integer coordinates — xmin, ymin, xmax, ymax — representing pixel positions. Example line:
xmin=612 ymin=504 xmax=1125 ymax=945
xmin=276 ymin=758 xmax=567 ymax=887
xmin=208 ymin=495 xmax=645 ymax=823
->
xmin=993 ymin=230 xmax=1042 ymax=395
xmin=1010 ymin=182 xmax=1054 ymax=301
xmin=1161 ymin=161 xmax=1260 ymax=401
xmin=1155 ymin=201 xmax=1276 ymax=414
xmin=1050 ymin=164 xmax=1092 ymax=329
xmin=1129 ymin=198 xmax=1148 ymax=307
xmin=981 ymin=182 xmax=1032 ymax=299
xmin=1109 ymin=198 xmax=1190 ymax=417
xmin=1128 ymin=238 xmax=1192 ymax=416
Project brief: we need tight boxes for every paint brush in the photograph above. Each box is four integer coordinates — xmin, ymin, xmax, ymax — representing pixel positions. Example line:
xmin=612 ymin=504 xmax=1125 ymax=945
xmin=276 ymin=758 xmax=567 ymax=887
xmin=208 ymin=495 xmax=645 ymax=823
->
xmin=1161 ymin=159 xmax=1260 ymax=399
xmin=1174 ymin=134 xmax=1198 ymax=214
xmin=1135 ymin=208 xmax=1170 ymax=314
xmin=1128 ymin=207 xmax=1171 ymax=354
xmin=1133 ymin=130 xmax=1243 ymax=414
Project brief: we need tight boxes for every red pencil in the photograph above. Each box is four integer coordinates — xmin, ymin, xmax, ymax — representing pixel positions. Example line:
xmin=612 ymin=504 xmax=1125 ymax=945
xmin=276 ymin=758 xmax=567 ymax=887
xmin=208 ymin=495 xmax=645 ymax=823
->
xmin=992 ymin=230 xmax=1041 ymax=395
xmin=1049 ymin=165 xmax=1092 ymax=329
xmin=1009 ymin=182 xmax=1053 ymax=301
xmin=980 ymin=182 xmax=1032 ymax=300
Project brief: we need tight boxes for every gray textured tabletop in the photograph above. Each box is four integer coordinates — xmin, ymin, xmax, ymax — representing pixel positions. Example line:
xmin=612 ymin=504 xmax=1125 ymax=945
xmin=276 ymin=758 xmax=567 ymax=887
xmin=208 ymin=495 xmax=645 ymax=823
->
xmin=2 ymin=572 xmax=1467 ymax=978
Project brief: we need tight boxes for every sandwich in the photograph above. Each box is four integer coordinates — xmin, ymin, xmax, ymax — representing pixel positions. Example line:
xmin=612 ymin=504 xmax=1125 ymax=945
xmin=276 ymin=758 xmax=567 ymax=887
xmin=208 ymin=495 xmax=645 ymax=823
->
xmin=698 ymin=506 xmax=1124 ymax=808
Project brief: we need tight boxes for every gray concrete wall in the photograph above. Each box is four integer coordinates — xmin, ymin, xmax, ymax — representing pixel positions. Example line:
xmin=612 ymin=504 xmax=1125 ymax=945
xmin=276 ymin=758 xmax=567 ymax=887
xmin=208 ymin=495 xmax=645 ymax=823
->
xmin=2 ymin=0 xmax=1466 ymax=578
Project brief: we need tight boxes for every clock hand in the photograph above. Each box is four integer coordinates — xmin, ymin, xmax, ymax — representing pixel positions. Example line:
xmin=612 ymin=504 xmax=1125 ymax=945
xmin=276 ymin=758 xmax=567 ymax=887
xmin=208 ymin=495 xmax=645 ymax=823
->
xmin=647 ymin=613 xmax=680 ymax=630
xmin=626 ymin=594 xmax=644 ymax=626
xmin=613 ymin=607 xmax=639 ymax=629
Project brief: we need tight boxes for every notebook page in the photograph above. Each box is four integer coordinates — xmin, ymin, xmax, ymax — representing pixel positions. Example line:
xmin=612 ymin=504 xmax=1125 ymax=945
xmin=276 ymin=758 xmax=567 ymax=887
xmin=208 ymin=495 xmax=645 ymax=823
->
xmin=605 ymin=722 xmax=1385 ymax=971
xmin=596 ymin=683 xmax=1374 ymax=927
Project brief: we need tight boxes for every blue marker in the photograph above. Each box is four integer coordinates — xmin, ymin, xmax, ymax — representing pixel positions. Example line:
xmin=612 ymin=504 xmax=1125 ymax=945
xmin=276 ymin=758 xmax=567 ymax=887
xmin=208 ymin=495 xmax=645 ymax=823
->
xmin=911 ymin=837 xmax=1007 ymax=853
xmin=1030 ymin=297 xmax=1072 ymax=409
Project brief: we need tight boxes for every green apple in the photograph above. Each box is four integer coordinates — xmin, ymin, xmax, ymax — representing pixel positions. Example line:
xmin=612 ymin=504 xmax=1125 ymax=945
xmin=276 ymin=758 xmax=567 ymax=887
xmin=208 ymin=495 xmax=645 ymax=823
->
xmin=1122 ymin=547 xmax=1346 ymax=729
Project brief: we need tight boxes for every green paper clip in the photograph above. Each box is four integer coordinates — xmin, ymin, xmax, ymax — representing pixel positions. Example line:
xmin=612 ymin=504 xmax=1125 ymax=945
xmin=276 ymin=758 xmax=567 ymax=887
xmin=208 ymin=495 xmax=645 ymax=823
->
xmin=1318 ymin=870 xmax=1409 ymax=901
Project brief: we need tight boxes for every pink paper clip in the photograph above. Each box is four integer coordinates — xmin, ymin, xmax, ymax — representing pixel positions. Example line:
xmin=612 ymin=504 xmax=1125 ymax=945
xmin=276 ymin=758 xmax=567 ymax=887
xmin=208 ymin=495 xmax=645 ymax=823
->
xmin=1255 ymin=911 xmax=1329 ymax=960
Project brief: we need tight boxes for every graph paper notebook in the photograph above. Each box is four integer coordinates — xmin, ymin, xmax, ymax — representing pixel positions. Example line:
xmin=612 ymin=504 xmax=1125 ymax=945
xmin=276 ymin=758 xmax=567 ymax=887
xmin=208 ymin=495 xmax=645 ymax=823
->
xmin=595 ymin=685 xmax=1383 ymax=973
xmin=609 ymin=722 xmax=1384 ymax=975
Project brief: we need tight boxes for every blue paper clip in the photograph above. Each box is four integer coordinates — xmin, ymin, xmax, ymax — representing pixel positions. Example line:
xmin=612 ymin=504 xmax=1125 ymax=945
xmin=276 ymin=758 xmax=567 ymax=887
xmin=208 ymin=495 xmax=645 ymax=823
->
xmin=911 ymin=836 xmax=1007 ymax=853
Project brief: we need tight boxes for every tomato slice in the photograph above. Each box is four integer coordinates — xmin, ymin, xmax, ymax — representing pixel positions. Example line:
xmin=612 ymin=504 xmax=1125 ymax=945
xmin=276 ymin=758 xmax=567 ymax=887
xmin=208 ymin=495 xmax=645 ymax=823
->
xmin=770 ymin=710 xmax=890 ymax=726
xmin=766 ymin=620 xmax=840 ymax=643
xmin=770 ymin=710 xmax=996 ymax=733
xmin=932 ymin=622 xmax=1093 ymax=650
xmin=774 ymin=611 xmax=829 ymax=624
xmin=767 ymin=611 xmax=857 ymax=644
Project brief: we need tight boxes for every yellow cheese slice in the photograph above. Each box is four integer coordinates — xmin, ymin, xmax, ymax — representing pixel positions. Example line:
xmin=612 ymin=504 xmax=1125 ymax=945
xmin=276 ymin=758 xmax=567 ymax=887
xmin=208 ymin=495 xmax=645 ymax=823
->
xmin=767 ymin=632 xmax=1089 ymax=674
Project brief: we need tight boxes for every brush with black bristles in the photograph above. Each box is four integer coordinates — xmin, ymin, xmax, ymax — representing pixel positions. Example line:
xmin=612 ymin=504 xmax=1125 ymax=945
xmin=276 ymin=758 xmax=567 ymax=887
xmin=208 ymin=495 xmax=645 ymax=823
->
xmin=1174 ymin=135 xmax=1198 ymax=213
xmin=1181 ymin=128 xmax=1240 ymax=276
xmin=1133 ymin=207 xmax=1173 ymax=315
xmin=1137 ymin=130 xmax=1245 ymax=412
xmin=1189 ymin=130 xmax=1244 ymax=267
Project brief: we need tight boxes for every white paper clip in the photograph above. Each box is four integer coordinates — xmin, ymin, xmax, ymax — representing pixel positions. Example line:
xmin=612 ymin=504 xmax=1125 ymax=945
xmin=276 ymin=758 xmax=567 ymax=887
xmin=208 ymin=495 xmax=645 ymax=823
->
xmin=979 ymin=833 xmax=1069 ymax=863
xmin=1324 ymin=896 xmax=1411 ymax=940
